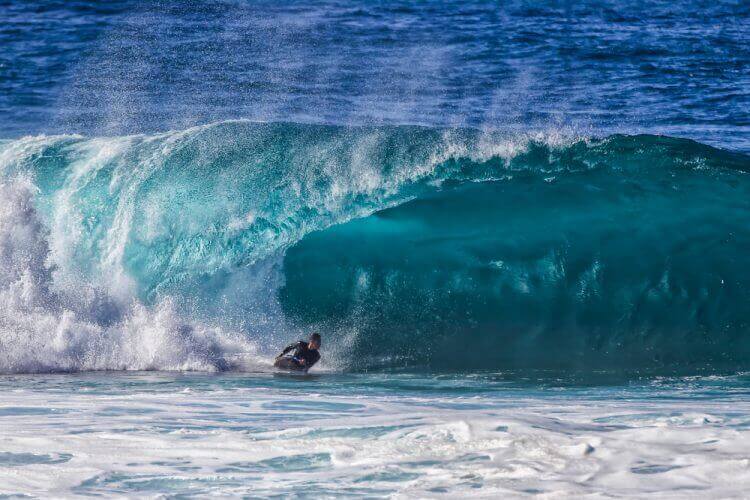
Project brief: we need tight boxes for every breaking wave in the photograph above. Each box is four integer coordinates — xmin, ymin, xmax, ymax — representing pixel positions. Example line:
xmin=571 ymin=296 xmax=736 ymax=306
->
xmin=1 ymin=120 xmax=749 ymax=373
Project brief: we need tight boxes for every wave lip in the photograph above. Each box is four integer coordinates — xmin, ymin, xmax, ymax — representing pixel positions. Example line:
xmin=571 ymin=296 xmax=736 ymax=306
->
xmin=0 ymin=175 xmax=257 ymax=374
xmin=1 ymin=121 xmax=750 ymax=373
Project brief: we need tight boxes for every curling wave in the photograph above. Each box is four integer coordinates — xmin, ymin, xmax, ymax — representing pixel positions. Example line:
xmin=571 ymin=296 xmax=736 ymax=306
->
xmin=1 ymin=121 xmax=749 ymax=373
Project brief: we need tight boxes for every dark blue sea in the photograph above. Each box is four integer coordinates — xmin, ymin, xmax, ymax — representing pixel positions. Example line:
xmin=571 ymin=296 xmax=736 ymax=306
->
xmin=2 ymin=0 xmax=748 ymax=149
xmin=1 ymin=0 xmax=750 ymax=496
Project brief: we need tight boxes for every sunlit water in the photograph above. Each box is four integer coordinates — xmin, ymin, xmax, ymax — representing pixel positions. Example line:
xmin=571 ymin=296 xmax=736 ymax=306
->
xmin=1 ymin=1 xmax=750 ymax=497
xmin=2 ymin=372 xmax=750 ymax=497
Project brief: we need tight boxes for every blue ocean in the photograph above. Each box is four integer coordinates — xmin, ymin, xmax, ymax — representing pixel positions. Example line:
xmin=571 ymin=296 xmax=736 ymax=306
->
xmin=1 ymin=0 xmax=749 ymax=496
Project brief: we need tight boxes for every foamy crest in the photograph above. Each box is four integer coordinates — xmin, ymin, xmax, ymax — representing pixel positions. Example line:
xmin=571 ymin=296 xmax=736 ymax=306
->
xmin=0 ymin=177 xmax=258 ymax=374
xmin=3 ymin=121 xmax=741 ymax=373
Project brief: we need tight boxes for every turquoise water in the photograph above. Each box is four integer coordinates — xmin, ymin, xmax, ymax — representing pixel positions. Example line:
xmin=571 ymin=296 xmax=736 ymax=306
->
xmin=2 ymin=0 xmax=750 ymax=496
xmin=1 ymin=123 xmax=750 ymax=374
xmin=2 ymin=116 xmax=750 ymax=498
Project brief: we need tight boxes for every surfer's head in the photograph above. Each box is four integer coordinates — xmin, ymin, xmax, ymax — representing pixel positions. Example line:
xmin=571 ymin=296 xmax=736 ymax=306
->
xmin=309 ymin=332 xmax=321 ymax=350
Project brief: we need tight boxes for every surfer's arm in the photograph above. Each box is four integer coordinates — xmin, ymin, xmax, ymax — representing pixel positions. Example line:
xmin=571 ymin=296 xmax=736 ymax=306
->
xmin=276 ymin=341 xmax=305 ymax=359
xmin=276 ymin=343 xmax=297 ymax=359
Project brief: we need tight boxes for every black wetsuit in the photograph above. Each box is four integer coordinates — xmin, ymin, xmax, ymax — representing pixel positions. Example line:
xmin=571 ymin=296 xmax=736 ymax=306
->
xmin=277 ymin=341 xmax=320 ymax=369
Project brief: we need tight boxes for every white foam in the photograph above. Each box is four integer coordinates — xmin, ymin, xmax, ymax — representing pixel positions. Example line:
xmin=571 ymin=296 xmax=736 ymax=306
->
xmin=0 ymin=123 xmax=586 ymax=374
xmin=0 ymin=176 xmax=259 ymax=374
xmin=0 ymin=374 xmax=748 ymax=497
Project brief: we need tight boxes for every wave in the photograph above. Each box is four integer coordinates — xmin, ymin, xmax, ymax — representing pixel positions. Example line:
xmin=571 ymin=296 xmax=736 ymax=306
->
xmin=1 ymin=121 xmax=749 ymax=373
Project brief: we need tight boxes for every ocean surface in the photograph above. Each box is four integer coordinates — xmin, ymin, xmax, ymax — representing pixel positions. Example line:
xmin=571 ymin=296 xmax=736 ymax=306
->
xmin=1 ymin=0 xmax=750 ymax=497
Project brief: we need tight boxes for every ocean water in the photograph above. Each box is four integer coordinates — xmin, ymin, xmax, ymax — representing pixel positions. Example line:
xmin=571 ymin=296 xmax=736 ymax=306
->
xmin=3 ymin=372 xmax=750 ymax=497
xmin=1 ymin=0 xmax=750 ymax=497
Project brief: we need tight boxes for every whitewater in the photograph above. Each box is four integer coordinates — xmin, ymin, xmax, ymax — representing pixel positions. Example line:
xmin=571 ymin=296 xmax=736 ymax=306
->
xmin=1 ymin=372 xmax=749 ymax=497
xmin=1 ymin=121 xmax=750 ymax=374
xmin=2 ymin=0 xmax=750 ymax=496
xmin=1 ymin=122 xmax=750 ymax=496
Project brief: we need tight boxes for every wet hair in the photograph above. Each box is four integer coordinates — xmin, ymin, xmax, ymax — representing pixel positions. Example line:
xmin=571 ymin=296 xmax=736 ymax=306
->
xmin=310 ymin=332 xmax=321 ymax=344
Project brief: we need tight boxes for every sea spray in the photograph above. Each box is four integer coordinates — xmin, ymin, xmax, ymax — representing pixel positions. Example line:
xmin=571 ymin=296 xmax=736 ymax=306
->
xmin=0 ymin=175 xmax=257 ymax=373
xmin=1 ymin=121 xmax=750 ymax=373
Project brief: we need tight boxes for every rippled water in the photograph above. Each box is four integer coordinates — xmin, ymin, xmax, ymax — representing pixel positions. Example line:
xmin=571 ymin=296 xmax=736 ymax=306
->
xmin=2 ymin=0 xmax=750 ymax=497
xmin=1 ymin=373 xmax=750 ymax=497
xmin=1 ymin=0 xmax=748 ymax=150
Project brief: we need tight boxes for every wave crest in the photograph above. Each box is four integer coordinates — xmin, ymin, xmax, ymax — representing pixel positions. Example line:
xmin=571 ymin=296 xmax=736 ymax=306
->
xmin=0 ymin=176 xmax=256 ymax=373
xmin=1 ymin=121 xmax=750 ymax=373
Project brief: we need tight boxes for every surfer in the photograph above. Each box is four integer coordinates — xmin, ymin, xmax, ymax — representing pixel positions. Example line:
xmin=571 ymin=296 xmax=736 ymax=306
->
xmin=274 ymin=333 xmax=321 ymax=371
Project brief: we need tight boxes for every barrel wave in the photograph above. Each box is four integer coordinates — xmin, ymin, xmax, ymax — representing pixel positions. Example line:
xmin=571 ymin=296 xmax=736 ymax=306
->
xmin=1 ymin=120 xmax=749 ymax=373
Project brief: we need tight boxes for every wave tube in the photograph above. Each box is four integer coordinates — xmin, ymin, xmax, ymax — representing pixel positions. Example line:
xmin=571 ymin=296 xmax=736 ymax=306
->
xmin=1 ymin=121 xmax=749 ymax=372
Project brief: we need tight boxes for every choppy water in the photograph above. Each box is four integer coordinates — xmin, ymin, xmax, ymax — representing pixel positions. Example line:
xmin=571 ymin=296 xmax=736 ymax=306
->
xmin=1 ymin=0 xmax=750 ymax=497
xmin=2 ymin=372 xmax=750 ymax=497
xmin=2 ymin=0 xmax=748 ymax=150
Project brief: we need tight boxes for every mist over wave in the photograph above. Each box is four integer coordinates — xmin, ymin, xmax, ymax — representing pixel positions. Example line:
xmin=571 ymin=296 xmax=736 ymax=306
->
xmin=0 ymin=176 xmax=257 ymax=373
xmin=1 ymin=120 xmax=749 ymax=373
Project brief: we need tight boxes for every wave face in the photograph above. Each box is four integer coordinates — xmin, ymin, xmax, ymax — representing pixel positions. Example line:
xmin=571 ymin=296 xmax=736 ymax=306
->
xmin=1 ymin=121 xmax=750 ymax=373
